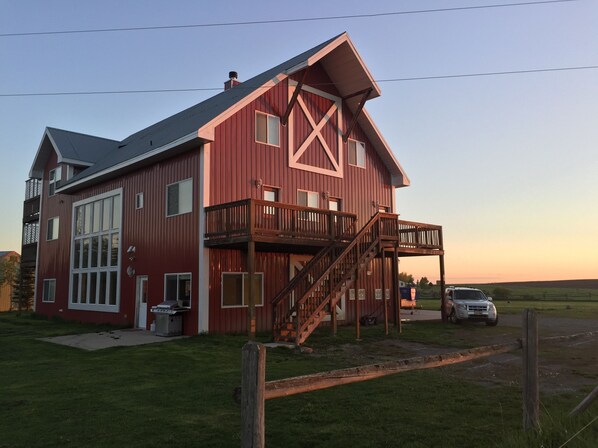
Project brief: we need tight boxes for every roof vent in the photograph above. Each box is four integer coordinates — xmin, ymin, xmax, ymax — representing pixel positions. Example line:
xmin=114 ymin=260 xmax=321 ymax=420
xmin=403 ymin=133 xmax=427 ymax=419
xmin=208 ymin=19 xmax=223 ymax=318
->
xmin=224 ymin=71 xmax=241 ymax=90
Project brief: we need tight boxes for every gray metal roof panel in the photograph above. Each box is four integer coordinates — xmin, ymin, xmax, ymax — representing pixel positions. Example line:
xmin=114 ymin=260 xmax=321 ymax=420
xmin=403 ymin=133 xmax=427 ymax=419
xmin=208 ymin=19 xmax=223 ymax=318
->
xmin=60 ymin=34 xmax=343 ymax=189
xmin=46 ymin=127 xmax=119 ymax=164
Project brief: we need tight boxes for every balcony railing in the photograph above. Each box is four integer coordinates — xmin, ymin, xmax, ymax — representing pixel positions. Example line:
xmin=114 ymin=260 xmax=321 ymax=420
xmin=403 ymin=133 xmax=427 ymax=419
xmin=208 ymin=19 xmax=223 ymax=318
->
xmin=204 ymin=199 xmax=357 ymax=245
xmin=25 ymin=178 xmax=41 ymax=200
xmin=379 ymin=214 xmax=443 ymax=252
xmin=204 ymin=200 xmax=443 ymax=255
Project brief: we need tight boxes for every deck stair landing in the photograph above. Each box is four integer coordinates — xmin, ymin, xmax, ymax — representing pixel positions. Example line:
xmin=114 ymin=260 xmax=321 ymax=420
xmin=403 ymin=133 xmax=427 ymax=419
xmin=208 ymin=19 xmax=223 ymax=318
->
xmin=272 ymin=213 xmax=382 ymax=345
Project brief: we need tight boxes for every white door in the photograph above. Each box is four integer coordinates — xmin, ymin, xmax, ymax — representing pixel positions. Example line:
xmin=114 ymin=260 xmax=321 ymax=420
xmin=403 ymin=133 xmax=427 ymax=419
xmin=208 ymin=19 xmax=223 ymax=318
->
xmin=136 ymin=276 xmax=148 ymax=329
xmin=290 ymin=255 xmax=345 ymax=321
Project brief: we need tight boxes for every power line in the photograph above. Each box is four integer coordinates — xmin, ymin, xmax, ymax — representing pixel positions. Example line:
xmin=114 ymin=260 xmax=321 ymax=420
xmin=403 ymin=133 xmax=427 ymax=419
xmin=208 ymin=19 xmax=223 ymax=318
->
xmin=0 ymin=0 xmax=578 ymax=38
xmin=1 ymin=64 xmax=596 ymax=98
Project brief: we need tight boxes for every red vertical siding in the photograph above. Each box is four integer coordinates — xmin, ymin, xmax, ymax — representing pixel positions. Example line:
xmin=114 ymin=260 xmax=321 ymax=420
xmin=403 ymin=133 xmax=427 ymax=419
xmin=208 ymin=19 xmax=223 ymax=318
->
xmin=208 ymin=249 xmax=288 ymax=333
xmin=36 ymin=149 xmax=202 ymax=334
xmin=209 ymin=62 xmax=392 ymax=227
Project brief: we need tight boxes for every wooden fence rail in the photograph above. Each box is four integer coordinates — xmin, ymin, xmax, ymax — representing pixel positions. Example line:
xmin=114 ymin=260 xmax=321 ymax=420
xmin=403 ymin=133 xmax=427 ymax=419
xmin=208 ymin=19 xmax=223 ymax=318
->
xmin=239 ymin=311 xmax=597 ymax=448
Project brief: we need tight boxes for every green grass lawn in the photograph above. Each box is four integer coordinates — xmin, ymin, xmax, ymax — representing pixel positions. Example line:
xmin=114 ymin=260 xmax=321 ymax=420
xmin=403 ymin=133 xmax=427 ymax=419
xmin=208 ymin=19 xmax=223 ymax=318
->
xmin=1 ymin=313 xmax=596 ymax=447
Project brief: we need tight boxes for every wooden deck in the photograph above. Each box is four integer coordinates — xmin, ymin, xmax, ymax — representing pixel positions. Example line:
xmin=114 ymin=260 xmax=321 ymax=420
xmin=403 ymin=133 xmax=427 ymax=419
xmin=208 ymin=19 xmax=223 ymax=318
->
xmin=204 ymin=199 xmax=443 ymax=256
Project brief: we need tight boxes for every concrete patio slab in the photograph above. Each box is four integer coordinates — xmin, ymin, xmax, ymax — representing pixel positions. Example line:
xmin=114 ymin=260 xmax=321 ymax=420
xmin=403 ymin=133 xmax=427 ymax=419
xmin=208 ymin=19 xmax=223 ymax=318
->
xmin=40 ymin=329 xmax=187 ymax=351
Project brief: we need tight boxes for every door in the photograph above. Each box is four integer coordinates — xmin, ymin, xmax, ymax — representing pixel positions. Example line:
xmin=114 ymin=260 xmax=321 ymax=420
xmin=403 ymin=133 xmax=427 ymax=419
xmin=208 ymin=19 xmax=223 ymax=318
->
xmin=136 ymin=276 xmax=148 ymax=329
xmin=289 ymin=255 xmax=345 ymax=322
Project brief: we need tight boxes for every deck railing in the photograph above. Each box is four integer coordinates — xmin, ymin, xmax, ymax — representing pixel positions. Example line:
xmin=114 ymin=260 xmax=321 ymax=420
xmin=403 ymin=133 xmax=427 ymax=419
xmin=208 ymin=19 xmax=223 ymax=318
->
xmin=380 ymin=214 xmax=443 ymax=250
xmin=204 ymin=199 xmax=357 ymax=244
xmin=25 ymin=178 xmax=41 ymax=200
xmin=204 ymin=200 xmax=443 ymax=253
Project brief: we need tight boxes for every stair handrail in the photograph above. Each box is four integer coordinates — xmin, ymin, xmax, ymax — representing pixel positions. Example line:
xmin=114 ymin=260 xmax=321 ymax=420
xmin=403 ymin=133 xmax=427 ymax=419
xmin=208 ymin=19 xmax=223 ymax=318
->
xmin=271 ymin=217 xmax=357 ymax=326
xmin=295 ymin=216 xmax=382 ymax=338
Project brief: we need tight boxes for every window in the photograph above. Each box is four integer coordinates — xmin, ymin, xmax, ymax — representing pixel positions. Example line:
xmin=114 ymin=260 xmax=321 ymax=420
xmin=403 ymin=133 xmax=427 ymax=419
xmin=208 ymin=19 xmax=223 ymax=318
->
xmin=297 ymin=190 xmax=318 ymax=208
xmin=47 ymin=217 xmax=59 ymax=241
xmin=165 ymin=273 xmax=191 ymax=309
xmin=263 ymin=187 xmax=278 ymax=215
xmin=166 ymin=179 xmax=192 ymax=217
xmin=71 ymin=190 xmax=121 ymax=312
xmin=135 ymin=192 xmax=144 ymax=209
xmin=297 ymin=190 xmax=319 ymax=221
xmin=42 ymin=279 xmax=56 ymax=303
xmin=222 ymin=273 xmax=264 ymax=308
xmin=255 ymin=112 xmax=280 ymax=146
xmin=348 ymin=139 xmax=366 ymax=168
xmin=48 ymin=167 xmax=62 ymax=196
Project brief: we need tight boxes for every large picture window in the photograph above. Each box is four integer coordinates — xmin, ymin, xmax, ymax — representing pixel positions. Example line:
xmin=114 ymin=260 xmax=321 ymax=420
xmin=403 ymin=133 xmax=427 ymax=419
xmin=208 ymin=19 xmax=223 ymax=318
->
xmin=166 ymin=179 xmax=192 ymax=217
xmin=164 ymin=273 xmax=191 ymax=309
xmin=255 ymin=111 xmax=280 ymax=146
xmin=221 ymin=272 xmax=264 ymax=308
xmin=70 ymin=190 xmax=121 ymax=312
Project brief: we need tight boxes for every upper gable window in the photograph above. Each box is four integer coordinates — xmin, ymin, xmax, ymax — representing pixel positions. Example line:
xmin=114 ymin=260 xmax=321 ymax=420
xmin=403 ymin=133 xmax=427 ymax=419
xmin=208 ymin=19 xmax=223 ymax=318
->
xmin=348 ymin=139 xmax=366 ymax=169
xmin=255 ymin=112 xmax=280 ymax=146
xmin=48 ymin=167 xmax=62 ymax=197
xmin=166 ymin=179 xmax=192 ymax=217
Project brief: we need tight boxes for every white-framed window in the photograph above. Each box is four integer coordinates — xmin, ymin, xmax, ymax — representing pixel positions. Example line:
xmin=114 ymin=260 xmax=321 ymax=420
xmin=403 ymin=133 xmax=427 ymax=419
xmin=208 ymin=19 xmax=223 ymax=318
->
xmin=348 ymin=139 xmax=366 ymax=168
xmin=297 ymin=189 xmax=319 ymax=221
xmin=164 ymin=273 xmax=192 ymax=309
xmin=263 ymin=186 xmax=278 ymax=215
xmin=42 ymin=279 xmax=56 ymax=303
xmin=166 ymin=179 xmax=192 ymax=217
xmin=135 ymin=192 xmax=144 ymax=210
xmin=48 ymin=167 xmax=62 ymax=196
xmin=46 ymin=217 xmax=59 ymax=241
xmin=349 ymin=289 xmax=356 ymax=301
xmin=221 ymin=272 xmax=264 ymax=308
xmin=375 ymin=289 xmax=382 ymax=300
xmin=255 ymin=111 xmax=280 ymax=146
xmin=70 ymin=189 xmax=121 ymax=312
xmin=358 ymin=289 xmax=366 ymax=301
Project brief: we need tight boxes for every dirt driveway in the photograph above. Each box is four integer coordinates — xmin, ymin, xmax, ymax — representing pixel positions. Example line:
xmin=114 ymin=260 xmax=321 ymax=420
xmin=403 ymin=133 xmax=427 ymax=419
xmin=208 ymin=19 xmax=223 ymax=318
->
xmin=326 ymin=314 xmax=597 ymax=395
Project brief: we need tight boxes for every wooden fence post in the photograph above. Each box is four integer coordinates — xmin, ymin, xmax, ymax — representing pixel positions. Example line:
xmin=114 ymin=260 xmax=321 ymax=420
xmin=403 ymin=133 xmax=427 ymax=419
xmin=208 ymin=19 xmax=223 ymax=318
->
xmin=522 ymin=309 xmax=540 ymax=431
xmin=241 ymin=342 xmax=266 ymax=448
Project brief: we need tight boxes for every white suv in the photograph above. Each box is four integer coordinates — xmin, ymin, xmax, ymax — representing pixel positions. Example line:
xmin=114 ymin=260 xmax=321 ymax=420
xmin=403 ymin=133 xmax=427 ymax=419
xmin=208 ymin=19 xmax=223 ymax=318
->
xmin=444 ymin=287 xmax=498 ymax=326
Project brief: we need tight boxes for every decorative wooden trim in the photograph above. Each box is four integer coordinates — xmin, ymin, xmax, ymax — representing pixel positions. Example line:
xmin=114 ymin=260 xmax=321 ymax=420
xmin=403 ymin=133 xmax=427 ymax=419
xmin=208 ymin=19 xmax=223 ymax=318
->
xmin=282 ymin=68 xmax=309 ymax=126
xmin=343 ymin=88 xmax=372 ymax=142
xmin=288 ymin=80 xmax=343 ymax=178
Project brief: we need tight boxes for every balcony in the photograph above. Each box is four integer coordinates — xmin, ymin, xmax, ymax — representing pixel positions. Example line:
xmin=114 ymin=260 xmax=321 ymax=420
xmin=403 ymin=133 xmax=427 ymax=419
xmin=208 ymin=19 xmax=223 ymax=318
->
xmin=23 ymin=179 xmax=41 ymax=223
xmin=204 ymin=199 xmax=443 ymax=256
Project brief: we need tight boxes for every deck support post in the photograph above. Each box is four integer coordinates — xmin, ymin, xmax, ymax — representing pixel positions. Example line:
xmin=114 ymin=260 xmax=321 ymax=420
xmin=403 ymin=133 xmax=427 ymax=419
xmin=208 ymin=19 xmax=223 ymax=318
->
xmin=381 ymin=249 xmax=388 ymax=335
xmin=355 ymin=269 xmax=361 ymax=341
xmin=439 ymin=254 xmax=447 ymax=322
xmin=330 ymin=272 xmax=337 ymax=336
xmin=247 ymin=240 xmax=256 ymax=339
xmin=392 ymin=245 xmax=401 ymax=332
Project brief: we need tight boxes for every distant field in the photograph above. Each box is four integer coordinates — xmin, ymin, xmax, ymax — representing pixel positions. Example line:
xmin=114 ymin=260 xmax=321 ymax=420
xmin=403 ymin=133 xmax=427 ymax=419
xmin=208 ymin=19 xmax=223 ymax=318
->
xmin=417 ymin=279 xmax=598 ymax=301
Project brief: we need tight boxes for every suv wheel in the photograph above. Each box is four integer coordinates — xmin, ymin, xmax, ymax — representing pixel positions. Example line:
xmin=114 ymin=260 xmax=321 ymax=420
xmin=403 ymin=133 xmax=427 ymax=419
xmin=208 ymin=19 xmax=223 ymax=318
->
xmin=486 ymin=316 xmax=498 ymax=327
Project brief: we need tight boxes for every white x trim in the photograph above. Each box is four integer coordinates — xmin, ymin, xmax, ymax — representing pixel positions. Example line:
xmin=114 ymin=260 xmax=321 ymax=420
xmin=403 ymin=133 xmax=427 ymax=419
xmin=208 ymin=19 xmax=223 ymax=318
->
xmin=288 ymin=80 xmax=343 ymax=178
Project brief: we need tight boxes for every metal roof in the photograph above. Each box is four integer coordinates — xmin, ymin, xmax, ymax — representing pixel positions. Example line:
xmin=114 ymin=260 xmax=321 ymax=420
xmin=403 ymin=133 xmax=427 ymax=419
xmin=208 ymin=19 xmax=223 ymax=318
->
xmin=53 ymin=32 xmax=408 ymax=192
xmin=29 ymin=128 xmax=119 ymax=178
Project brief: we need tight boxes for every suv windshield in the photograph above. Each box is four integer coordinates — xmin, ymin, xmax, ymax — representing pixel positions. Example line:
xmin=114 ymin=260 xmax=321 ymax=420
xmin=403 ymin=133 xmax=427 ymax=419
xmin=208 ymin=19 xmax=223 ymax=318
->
xmin=454 ymin=289 xmax=486 ymax=301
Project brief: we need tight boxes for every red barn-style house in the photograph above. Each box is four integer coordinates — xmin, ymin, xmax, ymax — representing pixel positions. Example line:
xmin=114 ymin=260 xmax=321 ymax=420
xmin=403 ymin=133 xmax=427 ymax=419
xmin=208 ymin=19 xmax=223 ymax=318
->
xmin=26 ymin=33 xmax=445 ymax=344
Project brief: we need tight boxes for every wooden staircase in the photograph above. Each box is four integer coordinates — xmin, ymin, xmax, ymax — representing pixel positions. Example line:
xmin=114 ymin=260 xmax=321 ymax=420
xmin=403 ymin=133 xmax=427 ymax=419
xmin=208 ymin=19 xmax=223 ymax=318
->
xmin=272 ymin=213 xmax=383 ymax=345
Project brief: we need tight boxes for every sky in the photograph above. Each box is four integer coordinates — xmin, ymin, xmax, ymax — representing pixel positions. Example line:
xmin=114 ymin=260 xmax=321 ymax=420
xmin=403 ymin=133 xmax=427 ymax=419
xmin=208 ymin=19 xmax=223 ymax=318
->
xmin=1 ymin=0 xmax=597 ymax=284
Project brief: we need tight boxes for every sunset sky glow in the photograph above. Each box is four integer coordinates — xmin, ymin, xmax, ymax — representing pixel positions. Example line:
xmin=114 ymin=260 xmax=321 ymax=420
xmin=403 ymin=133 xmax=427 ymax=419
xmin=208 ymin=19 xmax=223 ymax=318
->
xmin=1 ymin=0 xmax=596 ymax=283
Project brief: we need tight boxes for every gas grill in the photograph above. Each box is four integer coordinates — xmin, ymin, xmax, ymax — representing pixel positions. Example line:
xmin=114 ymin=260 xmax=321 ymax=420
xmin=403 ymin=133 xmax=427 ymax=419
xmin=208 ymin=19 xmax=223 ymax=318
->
xmin=150 ymin=300 xmax=188 ymax=336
